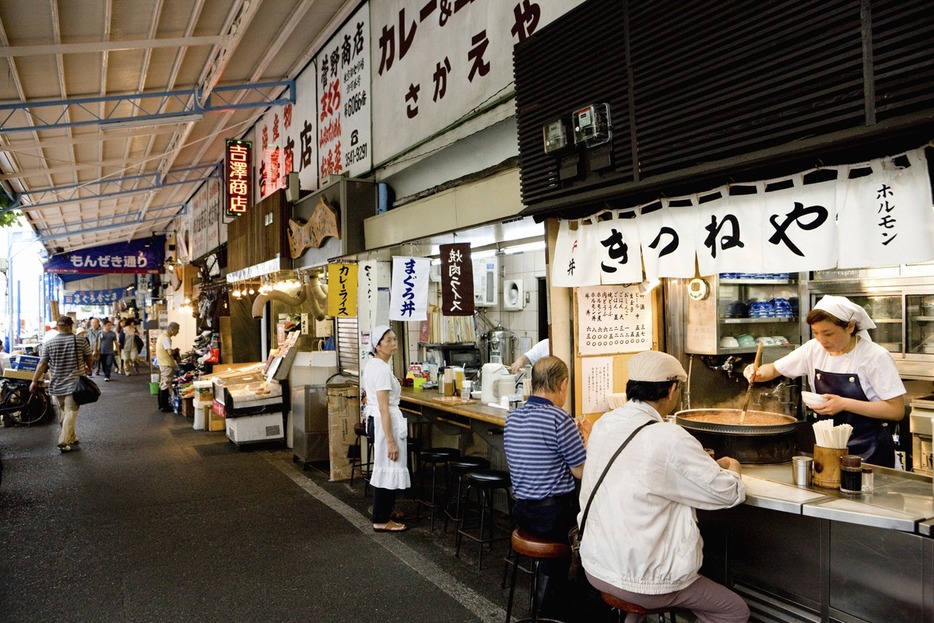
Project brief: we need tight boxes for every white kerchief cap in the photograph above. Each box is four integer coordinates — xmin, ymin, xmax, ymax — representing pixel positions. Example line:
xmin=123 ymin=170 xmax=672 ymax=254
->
xmin=628 ymin=351 xmax=687 ymax=383
xmin=368 ymin=325 xmax=391 ymax=354
xmin=813 ymin=295 xmax=876 ymax=341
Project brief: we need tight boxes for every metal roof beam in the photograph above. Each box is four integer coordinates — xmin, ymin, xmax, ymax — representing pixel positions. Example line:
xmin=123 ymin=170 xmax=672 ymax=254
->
xmin=0 ymin=36 xmax=225 ymax=58
xmin=0 ymin=80 xmax=295 ymax=133
xmin=37 ymin=204 xmax=185 ymax=236
xmin=7 ymin=164 xmax=218 ymax=211
xmin=37 ymin=214 xmax=178 ymax=243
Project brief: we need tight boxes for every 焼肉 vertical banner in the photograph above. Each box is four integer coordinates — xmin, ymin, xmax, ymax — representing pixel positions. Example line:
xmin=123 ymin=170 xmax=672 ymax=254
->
xmin=389 ymin=256 xmax=429 ymax=321
xmin=315 ymin=3 xmax=372 ymax=180
xmin=439 ymin=243 xmax=474 ymax=316
xmin=327 ymin=263 xmax=358 ymax=317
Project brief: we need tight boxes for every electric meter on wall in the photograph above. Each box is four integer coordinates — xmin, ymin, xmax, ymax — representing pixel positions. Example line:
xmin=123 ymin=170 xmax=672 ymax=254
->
xmin=573 ymin=103 xmax=611 ymax=147
xmin=542 ymin=119 xmax=569 ymax=154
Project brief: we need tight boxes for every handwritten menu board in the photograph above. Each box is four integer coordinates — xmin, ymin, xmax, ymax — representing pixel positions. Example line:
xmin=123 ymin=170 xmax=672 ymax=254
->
xmin=582 ymin=356 xmax=613 ymax=414
xmin=577 ymin=285 xmax=652 ymax=356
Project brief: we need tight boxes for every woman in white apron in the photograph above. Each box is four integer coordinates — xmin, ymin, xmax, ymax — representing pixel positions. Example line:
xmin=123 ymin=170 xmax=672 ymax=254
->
xmin=363 ymin=325 xmax=411 ymax=532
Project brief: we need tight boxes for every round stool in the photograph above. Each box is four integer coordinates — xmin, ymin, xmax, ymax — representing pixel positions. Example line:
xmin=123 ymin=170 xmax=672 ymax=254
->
xmin=504 ymin=528 xmax=570 ymax=623
xmin=416 ymin=447 xmax=461 ymax=531
xmin=348 ymin=422 xmax=372 ymax=492
xmin=442 ymin=456 xmax=491 ymax=533
xmin=455 ymin=469 xmax=511 ymax=570
xmin=601 ymin=592 xmax=676 ymax=622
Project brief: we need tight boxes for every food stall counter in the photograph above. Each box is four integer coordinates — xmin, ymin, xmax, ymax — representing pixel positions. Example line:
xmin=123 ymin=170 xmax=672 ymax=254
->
xmin=399 ymin=387 xmax=507 ymax=427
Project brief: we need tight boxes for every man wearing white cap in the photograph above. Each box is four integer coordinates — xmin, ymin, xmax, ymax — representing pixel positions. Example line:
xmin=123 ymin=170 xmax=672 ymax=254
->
xmin=746 ymin=295 xmax=906 ymax=467
xmin=579 ymin=350 xmax=749 ymax=623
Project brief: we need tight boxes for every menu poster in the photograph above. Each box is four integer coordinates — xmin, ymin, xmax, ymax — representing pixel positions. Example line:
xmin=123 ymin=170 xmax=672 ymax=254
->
xmin=577 ymin=285 xmax=652 ymax=356
xmin=582 ymin=356 xmax=613 ymax=414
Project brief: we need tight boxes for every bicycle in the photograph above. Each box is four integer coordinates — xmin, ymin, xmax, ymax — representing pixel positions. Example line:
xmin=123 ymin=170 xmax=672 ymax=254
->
xmin=0 ymin=377 xmax=51 ymax=426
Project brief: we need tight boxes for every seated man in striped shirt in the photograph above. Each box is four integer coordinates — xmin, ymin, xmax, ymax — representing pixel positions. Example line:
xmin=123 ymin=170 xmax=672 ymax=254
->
xmin=504 ymin=355 xmax=586 ymax=620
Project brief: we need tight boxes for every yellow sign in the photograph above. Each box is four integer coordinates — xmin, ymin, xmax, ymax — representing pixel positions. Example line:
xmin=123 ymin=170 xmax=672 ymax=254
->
xmin=327 ymin=263 xmax=358 ymax=317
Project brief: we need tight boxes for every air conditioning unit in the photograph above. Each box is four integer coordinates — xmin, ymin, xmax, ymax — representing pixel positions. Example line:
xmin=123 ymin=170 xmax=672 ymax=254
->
xmin=473 ymin=257 xmax=499 ymax=307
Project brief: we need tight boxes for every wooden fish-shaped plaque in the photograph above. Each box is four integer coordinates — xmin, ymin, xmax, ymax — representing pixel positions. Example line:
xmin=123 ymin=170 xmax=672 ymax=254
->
xmin=287 ymin=195 xmax=341 ymax=259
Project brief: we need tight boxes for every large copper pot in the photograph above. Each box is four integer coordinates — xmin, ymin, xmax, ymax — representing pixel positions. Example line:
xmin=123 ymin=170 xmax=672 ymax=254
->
xmin=675 ymin=409 xmax=799 ymax=464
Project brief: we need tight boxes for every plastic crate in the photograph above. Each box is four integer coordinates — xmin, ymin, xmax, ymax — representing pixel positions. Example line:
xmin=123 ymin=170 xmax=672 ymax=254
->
xmin=10 ymin=355 xmax=40 ymax=371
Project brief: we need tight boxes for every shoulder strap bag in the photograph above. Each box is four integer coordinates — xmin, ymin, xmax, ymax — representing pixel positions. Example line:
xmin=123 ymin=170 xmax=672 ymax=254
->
xmin=568 ymin=419 xmax=656 ymax=581
xmin=72 ymin=335 xmax=101 ymax=405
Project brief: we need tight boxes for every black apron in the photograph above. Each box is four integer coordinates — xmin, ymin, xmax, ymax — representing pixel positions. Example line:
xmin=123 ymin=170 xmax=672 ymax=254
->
xmin=814 ymin=369 xmax=894 ymax=467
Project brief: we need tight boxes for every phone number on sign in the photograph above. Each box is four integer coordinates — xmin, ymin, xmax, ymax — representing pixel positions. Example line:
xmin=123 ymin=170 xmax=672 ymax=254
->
xmin=344 ymin=143 xmax=368 ymax=167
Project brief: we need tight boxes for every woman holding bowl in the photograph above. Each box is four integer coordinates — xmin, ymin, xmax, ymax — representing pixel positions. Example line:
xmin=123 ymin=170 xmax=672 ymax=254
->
xmin=745 ymin=295 xmax=906 ymax=467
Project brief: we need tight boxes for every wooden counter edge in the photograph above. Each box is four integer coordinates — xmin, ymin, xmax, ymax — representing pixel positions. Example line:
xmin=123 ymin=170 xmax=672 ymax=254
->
xmin=400 ymin=387 xmax=507 ymax=427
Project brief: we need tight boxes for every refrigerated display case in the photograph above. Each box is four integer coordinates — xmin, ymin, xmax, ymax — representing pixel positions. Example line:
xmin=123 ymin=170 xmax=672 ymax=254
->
xmin=809 ymin=266 xmax=934 ymax=381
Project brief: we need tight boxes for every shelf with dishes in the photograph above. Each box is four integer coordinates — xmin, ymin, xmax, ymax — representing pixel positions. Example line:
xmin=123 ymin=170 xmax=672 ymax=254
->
xmin=721 ymin=317 xmax=798 ymax=324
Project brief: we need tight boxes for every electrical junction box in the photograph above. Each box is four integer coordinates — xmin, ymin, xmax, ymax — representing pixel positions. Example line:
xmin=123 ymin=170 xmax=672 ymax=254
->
xmin=573 ymin=104 xmax=611 ymax=147
xmin=542 ymin=118 xmax=569 ymax=154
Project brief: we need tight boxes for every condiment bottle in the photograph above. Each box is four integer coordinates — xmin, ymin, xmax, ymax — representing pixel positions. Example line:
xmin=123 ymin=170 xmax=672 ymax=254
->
xmin=861 ymin=467 xmax=874 ymax=494
xmin=839 ymin=455 xmax=862 ymax=494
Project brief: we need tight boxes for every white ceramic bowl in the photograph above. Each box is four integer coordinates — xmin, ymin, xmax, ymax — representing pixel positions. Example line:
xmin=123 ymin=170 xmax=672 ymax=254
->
xmin=719 ymin=336 xmax=739 ymax=348
xmin=801 ymin=391 xmax=828 ymax=408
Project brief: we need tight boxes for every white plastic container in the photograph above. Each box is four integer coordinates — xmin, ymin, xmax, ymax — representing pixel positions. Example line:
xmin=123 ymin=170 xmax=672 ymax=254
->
xmin=193 ymin=405 xmax=206 ymax=430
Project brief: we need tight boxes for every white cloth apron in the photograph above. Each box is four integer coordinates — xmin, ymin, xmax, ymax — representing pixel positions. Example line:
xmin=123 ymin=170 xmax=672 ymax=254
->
xmin=366 ymin=403 xmax=411 ymax=490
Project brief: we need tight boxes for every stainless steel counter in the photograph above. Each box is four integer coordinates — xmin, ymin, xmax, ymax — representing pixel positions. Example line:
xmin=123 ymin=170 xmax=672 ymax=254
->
xmin=741 ymin=462 xmax=934 ymax=534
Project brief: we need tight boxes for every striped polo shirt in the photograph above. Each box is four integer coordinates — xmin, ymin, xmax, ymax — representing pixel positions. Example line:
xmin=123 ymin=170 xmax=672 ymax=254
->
xmin=504 ymin=395 xmax=586 ymax=500
xmin=39 ymin=332 xmax=91 ymax=396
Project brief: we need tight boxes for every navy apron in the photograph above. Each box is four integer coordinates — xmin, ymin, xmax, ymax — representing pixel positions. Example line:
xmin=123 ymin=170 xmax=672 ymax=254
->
xmin=814 ymin=369 xmax=894 ymax=467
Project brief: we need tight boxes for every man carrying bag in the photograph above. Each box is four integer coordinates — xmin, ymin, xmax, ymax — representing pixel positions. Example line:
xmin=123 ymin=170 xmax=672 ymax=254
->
xmin=30 ymin=316 xmax=93 ymax=453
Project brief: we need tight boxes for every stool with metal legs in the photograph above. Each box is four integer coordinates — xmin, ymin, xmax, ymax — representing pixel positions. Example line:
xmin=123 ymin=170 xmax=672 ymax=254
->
xmin=415 ymin=447 xmax=460 ymax=531
xmin=600 ymin=592 xmax=676 ymax=623
xmin=348 ymin=422 xmax=372 ymax=493
xmin=442 ymin=456 xmax=491 ymax=533
xmin=455 ymin=469 xmax=511 ymax=570
xmin=504 ymin=528 xmax=569 ymax=623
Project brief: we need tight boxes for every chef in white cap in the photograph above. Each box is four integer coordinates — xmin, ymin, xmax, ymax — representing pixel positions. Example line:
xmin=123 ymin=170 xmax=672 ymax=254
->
xmin=746 ymin=295 xmax=906 ymax=467
xmin=580 ymin=350 xmax=749 ymax=623
xmin=362 ymin=325 xmax=411 ymax=532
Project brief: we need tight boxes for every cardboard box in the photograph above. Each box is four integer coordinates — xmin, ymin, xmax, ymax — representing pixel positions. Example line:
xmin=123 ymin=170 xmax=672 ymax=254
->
xmin=327 ymin=384 xmax=359 ymax=481
xmin=181 ymin=397 xmax=194 ymax=417
xmin=208 ymin=410 xmax=225 ymax=432
xmin=225 ymin=412 xmax=284 ymax=444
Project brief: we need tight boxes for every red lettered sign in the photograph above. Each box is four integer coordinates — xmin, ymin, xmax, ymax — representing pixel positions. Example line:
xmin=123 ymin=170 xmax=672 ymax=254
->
xmin=225 ymin=139 xmax=252 ymax=217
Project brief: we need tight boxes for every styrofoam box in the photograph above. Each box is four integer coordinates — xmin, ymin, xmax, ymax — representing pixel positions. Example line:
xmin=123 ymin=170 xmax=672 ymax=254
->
xmin=225 ymin=412 xmax=284 ymax=444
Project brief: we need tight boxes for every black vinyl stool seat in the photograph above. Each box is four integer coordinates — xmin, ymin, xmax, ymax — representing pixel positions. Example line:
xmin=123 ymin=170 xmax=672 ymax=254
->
xmin=348 ymin=422 xmax=372 ymax=493
xmin=504 ymin=528 xmax=570 ymax=623
xmin=415 ymin=447 xmax=461 ymax=531
xmin=600 ymin=592 xmax=676 ymax=622
xmin=455 ymin=469 xmax=511 ymax=570
xmin=442 ymin=456 xmax=491 ymax=533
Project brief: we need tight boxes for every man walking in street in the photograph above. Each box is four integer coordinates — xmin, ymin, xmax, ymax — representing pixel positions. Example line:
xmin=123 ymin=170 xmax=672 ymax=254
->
xmin=86 ymin=317 xmax=102 ymax=375
xmin=30 ymin=316 xmax=92 ymax=452
xmin=156 ymin=322 xmax=180 ymax=413
xmin=98 ymin=319 xmax=118 ymax=381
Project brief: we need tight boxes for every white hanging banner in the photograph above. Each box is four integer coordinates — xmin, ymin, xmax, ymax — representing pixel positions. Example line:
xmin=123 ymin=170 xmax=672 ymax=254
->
xmin=551 ymin=219 xmax=601 ymax=288
xmin=357 ymin=260 xmax=379 ymax=331
xmin=761 ymin=175 xmax=837 ymax=272
xmin=389 ymin=256 xmax=430 ymax=321
xmin=637 ymin=198 xmax=698 ymax=279
xmin=591 ymin=212 xmax=643 ymax=285
xmin=836 ymin=148 xmax=934 ymax=268
xmin=696 ymin=186 xmax=765 ymax=276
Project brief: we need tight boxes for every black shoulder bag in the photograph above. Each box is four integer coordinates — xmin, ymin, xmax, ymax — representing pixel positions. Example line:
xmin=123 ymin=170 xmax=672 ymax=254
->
xmin=568 ymin=419 xmax=656 ymax=582
xmin=72 ymin=335 xmax=101 ymax=405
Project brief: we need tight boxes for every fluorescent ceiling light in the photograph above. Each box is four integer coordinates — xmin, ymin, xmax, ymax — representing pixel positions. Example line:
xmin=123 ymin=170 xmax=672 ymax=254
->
xmin=503 ymin=241 xmax=546 ymax=255
xmin=102 ymin=113 xmax=203 ymax=130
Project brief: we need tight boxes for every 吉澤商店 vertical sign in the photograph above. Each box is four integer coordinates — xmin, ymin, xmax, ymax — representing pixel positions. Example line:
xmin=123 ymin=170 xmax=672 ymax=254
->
xmin=225 ymin=139 xmax=252 ymax=217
